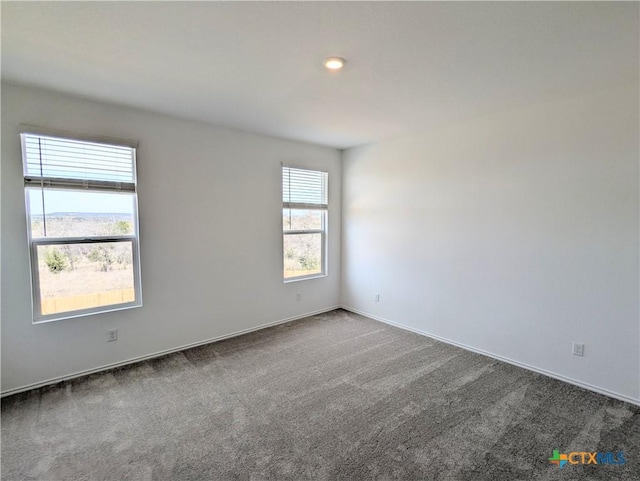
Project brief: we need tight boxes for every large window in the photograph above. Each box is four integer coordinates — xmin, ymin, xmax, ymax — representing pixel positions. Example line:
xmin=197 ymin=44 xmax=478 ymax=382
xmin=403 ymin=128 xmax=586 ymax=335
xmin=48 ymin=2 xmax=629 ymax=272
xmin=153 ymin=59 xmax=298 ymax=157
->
xmin=21 ymin=130 xmax=142 ymax=322
xmin=282 ymin=166 xmax=328 ymax=281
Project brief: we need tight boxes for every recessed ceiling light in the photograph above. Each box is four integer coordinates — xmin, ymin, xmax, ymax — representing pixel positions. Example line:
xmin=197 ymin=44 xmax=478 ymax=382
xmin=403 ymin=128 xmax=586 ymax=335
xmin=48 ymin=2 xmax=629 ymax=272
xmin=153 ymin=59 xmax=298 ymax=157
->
xmin=324 ymin=57 xmax=346 ymax=71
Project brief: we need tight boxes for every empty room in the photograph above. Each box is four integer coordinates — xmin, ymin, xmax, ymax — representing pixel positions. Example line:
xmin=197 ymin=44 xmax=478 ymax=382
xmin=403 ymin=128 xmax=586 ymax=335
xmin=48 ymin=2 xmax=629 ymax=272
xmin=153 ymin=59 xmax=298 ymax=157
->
xmin=1 ymin=2 xmax=639 ymax=480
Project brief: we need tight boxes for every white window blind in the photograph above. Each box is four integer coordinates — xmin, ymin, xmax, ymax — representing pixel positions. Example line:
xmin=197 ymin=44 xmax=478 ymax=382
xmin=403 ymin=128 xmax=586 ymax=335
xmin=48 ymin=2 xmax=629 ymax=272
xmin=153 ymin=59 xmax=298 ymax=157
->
xmin=282 ymin=167 xmax=328 ymax=209
xmin=22 ymin=133 xmax=136 ymax=192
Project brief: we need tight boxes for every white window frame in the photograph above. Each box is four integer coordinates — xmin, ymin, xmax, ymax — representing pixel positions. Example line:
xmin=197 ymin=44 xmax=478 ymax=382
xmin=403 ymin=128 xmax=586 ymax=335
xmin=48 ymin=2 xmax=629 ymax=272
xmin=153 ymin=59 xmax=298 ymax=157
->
xmin=21 ymin=127 xmax=143 ymax=323
xmin=282 ymin=166 xmax=328 ymax=282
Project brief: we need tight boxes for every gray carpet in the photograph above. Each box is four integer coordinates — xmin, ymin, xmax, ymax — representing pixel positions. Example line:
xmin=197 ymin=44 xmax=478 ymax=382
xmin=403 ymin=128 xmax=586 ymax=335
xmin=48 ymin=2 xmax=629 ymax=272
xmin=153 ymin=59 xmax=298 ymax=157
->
xmin=2 ymin=309 xmax=639 ymax=480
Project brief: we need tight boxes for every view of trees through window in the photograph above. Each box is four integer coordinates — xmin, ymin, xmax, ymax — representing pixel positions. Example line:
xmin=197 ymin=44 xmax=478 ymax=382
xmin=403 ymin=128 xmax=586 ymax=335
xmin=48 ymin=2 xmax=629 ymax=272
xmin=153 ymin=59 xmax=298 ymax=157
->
xmin=35 ymin=214 xmax=136 ymax=315
xmin=29 ymin=188 xmax=137 ymax=316
xmin=283 ymin=209 xmax=323 ymax=279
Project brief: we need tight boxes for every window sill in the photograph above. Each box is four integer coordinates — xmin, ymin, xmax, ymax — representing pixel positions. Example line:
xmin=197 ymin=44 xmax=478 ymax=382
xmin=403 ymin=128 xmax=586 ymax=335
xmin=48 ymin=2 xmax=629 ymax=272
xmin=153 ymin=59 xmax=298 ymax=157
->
xmin=283 ymin=273 xmax=327 ymax=283
xmin=33 ymin=301 xmax=142 ymax=324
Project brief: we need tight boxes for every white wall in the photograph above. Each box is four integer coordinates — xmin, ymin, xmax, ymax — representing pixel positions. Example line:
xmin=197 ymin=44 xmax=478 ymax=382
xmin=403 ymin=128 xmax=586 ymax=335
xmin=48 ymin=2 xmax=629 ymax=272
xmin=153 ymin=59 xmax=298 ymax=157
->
xmin=3 ymin=81 xmax=638 ymax=404
xmin=341 ymin=84 xmax=640 ymax=403
xmin=1 ymin=82 xmax=341 ymax=393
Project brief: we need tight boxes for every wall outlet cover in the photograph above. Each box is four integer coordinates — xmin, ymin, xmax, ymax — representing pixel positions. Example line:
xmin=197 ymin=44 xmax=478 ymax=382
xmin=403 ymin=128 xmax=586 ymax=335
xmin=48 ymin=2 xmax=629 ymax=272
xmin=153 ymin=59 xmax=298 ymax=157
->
xmin=572 ymin=342 xmax=584 ymax=357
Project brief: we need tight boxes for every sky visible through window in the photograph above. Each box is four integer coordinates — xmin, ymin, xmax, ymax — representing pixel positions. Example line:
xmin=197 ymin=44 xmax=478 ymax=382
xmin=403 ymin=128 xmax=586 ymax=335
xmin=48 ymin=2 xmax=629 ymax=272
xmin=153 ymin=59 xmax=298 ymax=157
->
xmin=28 ymin=189 xmax=134 ymax=216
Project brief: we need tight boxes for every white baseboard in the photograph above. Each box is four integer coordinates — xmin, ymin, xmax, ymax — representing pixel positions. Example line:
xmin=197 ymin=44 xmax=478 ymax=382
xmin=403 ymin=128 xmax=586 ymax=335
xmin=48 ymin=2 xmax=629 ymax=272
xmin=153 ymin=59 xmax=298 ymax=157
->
xmin=341 ymin=305 xmax=640 ymax=407
xmin=1 ymin=306 xmax=340 ymax=398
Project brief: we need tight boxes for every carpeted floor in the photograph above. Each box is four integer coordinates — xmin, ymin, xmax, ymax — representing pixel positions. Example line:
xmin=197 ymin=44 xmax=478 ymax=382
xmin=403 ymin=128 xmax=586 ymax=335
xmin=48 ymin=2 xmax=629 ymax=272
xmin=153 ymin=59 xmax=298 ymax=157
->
xmin=2 ymin=309 xmax=639 ymax=480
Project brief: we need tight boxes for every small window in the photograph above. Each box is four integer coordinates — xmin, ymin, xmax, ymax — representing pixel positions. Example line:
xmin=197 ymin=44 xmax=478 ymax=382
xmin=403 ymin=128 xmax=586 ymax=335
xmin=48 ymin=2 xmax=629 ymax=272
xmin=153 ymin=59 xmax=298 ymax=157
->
xmin=282 ymin=166 xmax=328 ymax=281
xmin=21 ymin=130 xmax=142 ymax=322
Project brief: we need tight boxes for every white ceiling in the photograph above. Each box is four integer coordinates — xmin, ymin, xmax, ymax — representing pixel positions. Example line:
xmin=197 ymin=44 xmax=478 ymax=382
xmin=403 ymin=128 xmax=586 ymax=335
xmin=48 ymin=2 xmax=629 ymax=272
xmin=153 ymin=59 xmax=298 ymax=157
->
xmin=2 ymin=2 xmax=638 ymax=149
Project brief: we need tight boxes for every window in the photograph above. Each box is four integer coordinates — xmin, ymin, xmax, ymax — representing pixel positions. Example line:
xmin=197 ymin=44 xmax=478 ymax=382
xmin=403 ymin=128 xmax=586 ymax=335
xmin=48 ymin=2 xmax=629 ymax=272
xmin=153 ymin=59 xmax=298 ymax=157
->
xmin=282 ymin=166 xmax=328 ymax=281
xmin=21 ymin=129 xmax=142 ymax=322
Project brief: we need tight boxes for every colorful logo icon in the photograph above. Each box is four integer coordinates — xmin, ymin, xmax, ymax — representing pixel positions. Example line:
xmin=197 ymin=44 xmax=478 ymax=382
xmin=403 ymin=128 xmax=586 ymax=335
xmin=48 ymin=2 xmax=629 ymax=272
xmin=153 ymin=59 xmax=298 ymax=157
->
xmin=549 ymin=449 xmax=568 ymax=468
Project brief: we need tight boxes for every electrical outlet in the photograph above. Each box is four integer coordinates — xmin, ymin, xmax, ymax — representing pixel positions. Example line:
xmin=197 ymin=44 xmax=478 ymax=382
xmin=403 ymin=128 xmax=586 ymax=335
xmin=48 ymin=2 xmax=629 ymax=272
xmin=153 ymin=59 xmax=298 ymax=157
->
xmin=374 ymin=293 xmax=380 ymax=302
xmin=572 ymin=342 xmax=584 ymax=357
xmin=108 ymin=329 xmax=118 ymax=342
xmin=296 ymin=293 xmax=301 ymax=302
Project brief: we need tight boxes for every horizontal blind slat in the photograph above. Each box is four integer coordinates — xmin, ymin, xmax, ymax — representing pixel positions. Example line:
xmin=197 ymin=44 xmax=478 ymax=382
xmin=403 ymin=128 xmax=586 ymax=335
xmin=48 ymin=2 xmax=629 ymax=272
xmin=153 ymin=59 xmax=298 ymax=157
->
xmin=282 ymin=167 xmax=328 ymax=206
xmin=22 ymin=134 xmax=136 ymax=184
xmin=24 ymin=176 xmax=136 ymax=192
